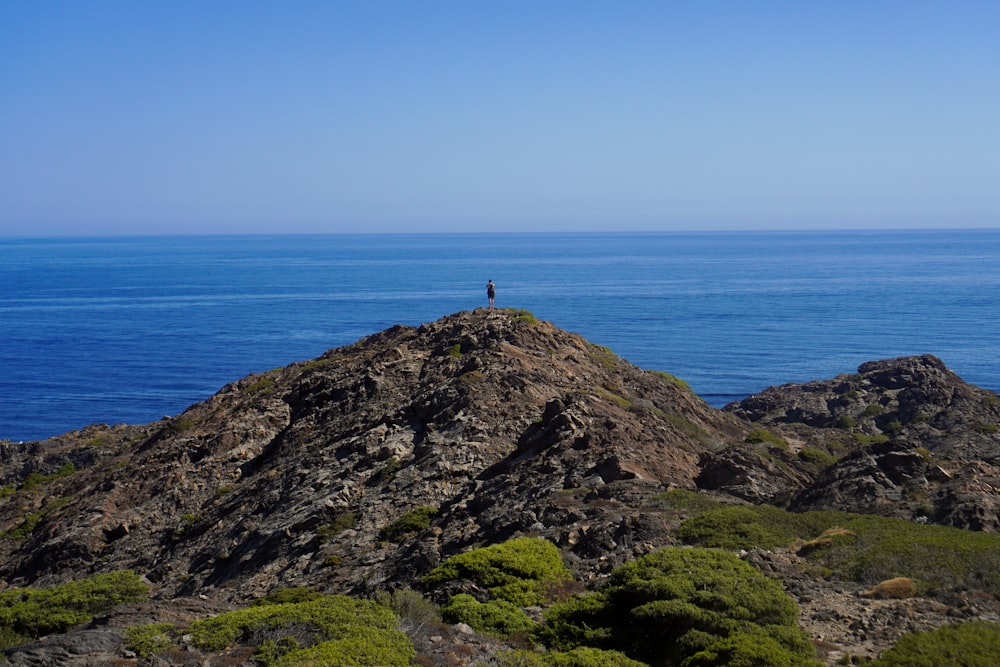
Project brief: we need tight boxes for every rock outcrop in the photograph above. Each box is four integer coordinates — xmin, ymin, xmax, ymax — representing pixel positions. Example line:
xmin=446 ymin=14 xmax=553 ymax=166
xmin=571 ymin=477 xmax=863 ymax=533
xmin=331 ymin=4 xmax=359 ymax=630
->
xmin=2 ymin=314 xmax=1000 ymax=664
xmin=0 ymin=310 xmax=746 ymax=601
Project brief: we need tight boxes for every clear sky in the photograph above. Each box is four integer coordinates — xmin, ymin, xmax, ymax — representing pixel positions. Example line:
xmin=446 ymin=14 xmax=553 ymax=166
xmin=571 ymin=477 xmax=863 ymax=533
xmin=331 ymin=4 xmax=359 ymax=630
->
xmin=2 ymin=1 xmax=998 ymax=235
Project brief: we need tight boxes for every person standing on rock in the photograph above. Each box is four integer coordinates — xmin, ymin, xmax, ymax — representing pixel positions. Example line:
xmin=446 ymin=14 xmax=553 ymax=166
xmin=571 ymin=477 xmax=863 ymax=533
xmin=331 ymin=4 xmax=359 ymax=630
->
xmin=486 ymin=280 xmax=496 ymax=308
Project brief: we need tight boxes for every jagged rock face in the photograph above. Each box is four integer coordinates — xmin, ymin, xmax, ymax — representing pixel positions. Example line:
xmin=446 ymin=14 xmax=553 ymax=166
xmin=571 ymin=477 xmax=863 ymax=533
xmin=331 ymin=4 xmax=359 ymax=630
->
xmin=0 ymin=310 xmax=747 ymax=600
xmin=726 ymin=354 xmax=1000 ymax=529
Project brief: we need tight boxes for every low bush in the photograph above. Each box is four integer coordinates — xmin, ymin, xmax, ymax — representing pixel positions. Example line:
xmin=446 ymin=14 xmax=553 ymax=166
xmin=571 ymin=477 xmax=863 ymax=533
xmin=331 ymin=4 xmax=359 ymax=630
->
xmin=798 ymin=447 xmax=838 ymax=469
xmin=189 ymin=594 xmax=414 ymax=665
xmin=647 ymin=488 xmax=722 ymax=517
xmin=317 ymin=510 xmax=357 ymax=541
xmin=538 ymin=547 xmax=818 ymax=666
xmin=253 ymin=587 xmax=326 ymax=607
xmin=375 ymin=587 xmax=441 ymax=636
xmin=0 ymin=571 xmax=148 ymax=647
xmin=379 ymin=505 xmax=438 ymax=542
xmin=424 ymin=537 xmax=573 ymax=606
xmin=863 ymin=577 xmax=917 ymax=599
xmin=506 ymin=308 xmax=539 ymax=325
xmin=124 ymin=622 xmax=174 ymax=658
xmin=677 ymin=506 xmax=1000 ymax=593
xmin=498 ymin=646 xmax=649 ymax=666
xmin=870 ymin=620 xmax=1000 ymax=667
xmin=650 ymin=370 xmax=692 ymax=392
xmin=744 ymin=429 xmax=787 ymax=448
xmin=440 ymin=594 xmax=536 ymax=637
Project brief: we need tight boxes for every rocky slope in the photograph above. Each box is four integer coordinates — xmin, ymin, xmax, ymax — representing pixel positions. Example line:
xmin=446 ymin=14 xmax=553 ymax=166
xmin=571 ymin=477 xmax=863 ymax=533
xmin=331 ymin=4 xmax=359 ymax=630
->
xmin=0 ymin=310 xmax=746 ymax=597
xmin=1 ymin=310 xmax=998 ymax=664
xmin=725 ymin=354 xmax=1000 ymax=530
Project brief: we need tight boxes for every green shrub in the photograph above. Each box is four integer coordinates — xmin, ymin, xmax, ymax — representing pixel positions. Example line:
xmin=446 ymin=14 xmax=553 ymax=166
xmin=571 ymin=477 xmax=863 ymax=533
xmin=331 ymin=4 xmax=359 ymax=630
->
xmin=677 ymin=505 xmax=1000 ymax=593
xmin=317 ymin=511 xmax=358 ymax=542
xmin=870 ymin=621 xmax=1000 ymax=667
xmin=539 ymin=547 xmax=816 ymax=666
xmin=861 ymin=404 xmax=882 ymax=418
xmin=853 ymin=433 xmax=889 ymax=446
xmin=378 ymin=505 xmax=438 ymax=542
xmin=648 ymin=488 xmax=721 ymax=516
xmin=798 ymin=447 xmax=837 ymax=469
xmin=498 ymin=646 xmax=649 ymax=666
xmin=837 ymin=415 xmax=856 ymax=429
xmin=683 ymin=626 xmax=818 ymax=667
xmin=368 ymin=458 xmax=403 ymax=486
xmin=374 ymin=588 xmax=440 ymax=628
xmin=253 ymin=587 xmax=326 ymax=607
xmin=587 ymin=345 xmax=619 ymax=370
xmin=506 ymin=308 xmax=539 ymax=325
xmin=446 ymin=343 xmax=463 ymax=358
xmin=744 ymin=429 xmax=787 ymax=448
xmin=650 ymin=370 xmax=692 ymax=392
xmin=424 ymin=537 xmax=573 ymax=606
xmin=246 ymin=376 xmax=276 ymax=395
xmin=0 ymin=571 xmax=148 ymax=644
xmin=274 ymin=632 xmax=416 ymax=666
xmin=124 ymin=622 xmax=175 ymax=658
xmin=675 ymin=505 xmax=823 ymax=551
xmin=189 ymin=594 xmax=413 ymax=666
xmin=440 ymin=594 xmax=537 ymax=637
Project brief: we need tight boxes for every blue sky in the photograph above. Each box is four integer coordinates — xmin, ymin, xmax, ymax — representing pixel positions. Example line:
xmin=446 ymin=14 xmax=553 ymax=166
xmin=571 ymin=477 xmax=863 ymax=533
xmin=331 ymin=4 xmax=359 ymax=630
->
xmin=2 ymin=1 xmax=998 ymax=235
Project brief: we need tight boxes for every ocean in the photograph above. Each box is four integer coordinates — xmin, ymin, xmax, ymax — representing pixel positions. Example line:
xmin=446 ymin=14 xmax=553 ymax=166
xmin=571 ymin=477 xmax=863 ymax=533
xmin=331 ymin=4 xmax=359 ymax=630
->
xmin=2 ymin=230 xmax=998 ymax=442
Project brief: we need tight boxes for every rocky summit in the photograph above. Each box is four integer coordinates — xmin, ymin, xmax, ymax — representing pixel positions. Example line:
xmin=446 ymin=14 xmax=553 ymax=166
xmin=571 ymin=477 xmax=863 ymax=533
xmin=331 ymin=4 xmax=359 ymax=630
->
xmin=1 ymin=309 xmax=999 ymax=665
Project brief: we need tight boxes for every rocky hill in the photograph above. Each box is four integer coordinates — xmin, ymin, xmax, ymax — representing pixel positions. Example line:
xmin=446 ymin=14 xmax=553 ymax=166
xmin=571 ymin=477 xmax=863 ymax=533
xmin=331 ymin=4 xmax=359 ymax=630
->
xmin=1 ymin=309 xmax=998 ymax=665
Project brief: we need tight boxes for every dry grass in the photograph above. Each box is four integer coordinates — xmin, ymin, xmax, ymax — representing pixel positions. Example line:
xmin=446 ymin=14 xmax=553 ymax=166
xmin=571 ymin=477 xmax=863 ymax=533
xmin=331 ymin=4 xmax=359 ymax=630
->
xmin=863 ymin=576 xmax=918 ymax=599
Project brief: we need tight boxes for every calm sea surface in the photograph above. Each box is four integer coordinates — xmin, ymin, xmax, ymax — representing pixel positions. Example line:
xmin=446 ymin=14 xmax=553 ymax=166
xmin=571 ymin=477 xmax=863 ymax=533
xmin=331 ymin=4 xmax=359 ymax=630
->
xmin=2 ymin=230 xmax=998 ymax=442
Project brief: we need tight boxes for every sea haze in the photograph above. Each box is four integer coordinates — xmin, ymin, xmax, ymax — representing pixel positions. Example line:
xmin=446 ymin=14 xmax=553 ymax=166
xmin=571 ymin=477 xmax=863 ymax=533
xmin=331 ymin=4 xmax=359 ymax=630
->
xmin=2 ymin=230 xmax=998 ymax=442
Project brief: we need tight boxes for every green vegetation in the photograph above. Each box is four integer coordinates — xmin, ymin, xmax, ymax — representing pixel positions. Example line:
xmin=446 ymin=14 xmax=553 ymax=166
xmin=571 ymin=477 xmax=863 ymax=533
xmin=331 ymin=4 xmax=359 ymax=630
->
xmin=253 ymin=586 xmax=327 ymax=606
xmin=0 ymin=571 xmax=148 ymax=648
xmin=124 ymin=622 xmax=174 ymax=658
xmin=189 ymin=594 xmax=415 ymax=666
xmin=797 ymin=447 xmax=838 ymax=469
xmin=368 ymin=456 xmax=403 ymax=485
xmin=853 ymin=432 xmax=889 ymax=446
xmin=378 ymin=505 xmax=438 ymax=542
xmin=20 ymin=462 xmax=76 ymax=492
xmin=646 ymin=488 xmax=722 ymax=517
xmin=837 ymin=415 xmax=856 ymax=429
xmin=317 ymin=511 xmax=358 ymax=542
xmin=538 ymin=547 xmax=818 ymax=667
xmin=440 ymin=593 xmax=537 ymax=637
xmin=1 ymin=495 xmax=73 ymax=541
xmin=744 ymin=429 xmax=788 ymax=448
xmin=506 ymin=308 xmax=539 ymax=324
xmin=596 ymin=387 xmax=631 ymax=410
xmin=861 ymin=403 xmax=883 ymax=418
xmin=374 ymin=588 xmax=440 ymax=629
xmin=302 ymin=356 xmax=338 ymax=371
xmin=883 ymin=419 xmax=903 ymax=432
xmin=246 ymin=375 xmax=277 ymax=395
xmin=425 ymin=537 xmax=573 ymax=607
xmin=677 ymin=505 xmax=1000 ymax=592
xmin=498 ymin=647 xmax=649 ymax=666
xmin=167 ymin=417 xmax=195 ymax=433
xmin=446 ymin=343 xmax=463 ymax=358
xmin=869 ymin=621 xmax=1000 ymax=667
xmin=587 ymin=344 xmax=619 ymax=371
xmin=650 ymin=370 xmax=692 ymax=392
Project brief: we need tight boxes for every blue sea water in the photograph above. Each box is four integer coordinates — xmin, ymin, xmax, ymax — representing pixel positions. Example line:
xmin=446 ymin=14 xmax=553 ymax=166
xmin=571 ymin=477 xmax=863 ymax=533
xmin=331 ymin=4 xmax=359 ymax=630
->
xmin=2 ymin=230 xmax=999 ymax=442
